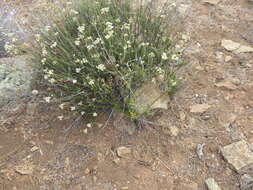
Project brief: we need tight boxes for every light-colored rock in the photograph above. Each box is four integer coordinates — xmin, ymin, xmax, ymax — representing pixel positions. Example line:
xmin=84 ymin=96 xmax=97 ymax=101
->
xmin=0 ymin=55 xmax=36 ymax=107
xmin=30 ymin=146 xmax=39 ymax=152
xmin=221 ymin=140 xmax=253 ymax=173
xmin=14 ymin=162 xmax=34 ymax=175
xmin=225 ymin=56 xmax=232 ymax=62
xmin=205 ymin=178 xmax=222 ymax=190
xmin=133 ymin=81 xmax=170 ymax=115
xmin=190 ymin=104 xmax=211 ymax=113
xmin=240 ymin=174 xmax=253 ymax=190
xmin=197 ymin=144 xmax=205 ymax=159
xmin=221 ymin=40 xmax=253 ymax=54
xmin=116 ymin=146 xmax=132 ymax=157
xmin=168 ymin=126 xmax=179 ymax=137
xmin=203 ymin=0 xmax=221 ymax=4
xmin=215 ymin=81 xmax=238 ymax=90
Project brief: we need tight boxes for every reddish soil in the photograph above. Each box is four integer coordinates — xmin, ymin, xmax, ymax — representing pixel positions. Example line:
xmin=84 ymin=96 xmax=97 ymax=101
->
xmin=0 ymin=0 xmax=253 ymax=189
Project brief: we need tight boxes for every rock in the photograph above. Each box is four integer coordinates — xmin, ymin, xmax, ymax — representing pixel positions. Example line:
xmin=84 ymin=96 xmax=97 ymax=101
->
xmin=168 ymin=126 xmax=179 ymax=137
xmin=113 ymin=158 xmax=120 ymax=165
xmin=240 ymin=174 xmax=253 ymax=190
xmin=203 ymin=0 xmax=221 ymax=4
xmin=221 ymin=40 xmax=253 ymax=54
xmin=190 ymin=104 xmax=211 ymax=113
xmin=215 ymin=81 xmax=238 ymax=90
xmin=30 ymin=146 xmax=39 ymax=152
xmin=116 ymin=146 xmax=132 ymax=157
xmin=196 ymin=144 xmax=205 ymax=159
xmin=221 ymin=140 xmax=253 ymax=173
xmin=225 ymin=56 xmax=232 ymax=62
xmin=84 ymin=168 xmax=90 ymax=175
xmin=14 ymin=162 xmax=34 ymax=175
xmin=133 ymin=81 xmax=170 ymax=115
xmin=231 ymin=78 xmax=241 ymax=86
xmin=0 ymin=55 xmax=36 ymax=107
xmin=205 ymin=178 xmax=222 ymax=190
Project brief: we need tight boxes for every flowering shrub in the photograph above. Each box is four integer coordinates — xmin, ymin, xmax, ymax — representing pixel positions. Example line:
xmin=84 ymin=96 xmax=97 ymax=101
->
xmin=29 ymin=0 xmax=181 ymax=120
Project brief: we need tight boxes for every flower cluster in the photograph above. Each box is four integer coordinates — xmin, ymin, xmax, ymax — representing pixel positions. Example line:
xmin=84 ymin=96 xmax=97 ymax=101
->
xmin=29 ymin=0 xmax=181 ymax=121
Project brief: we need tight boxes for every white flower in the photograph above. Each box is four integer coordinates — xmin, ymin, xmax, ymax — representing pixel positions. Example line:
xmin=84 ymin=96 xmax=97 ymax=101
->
xmin=44 ymin=75 xmax=49 ymax=80
xmin=87 ymin=45 xmax=94 ymax=50
xmin=72 ymin=79 xmax=77 ymax=84
xmin=57 ymin=115 xmax=64 ymax=120
xmin=70 ymin=106 xmax=76 ymax=111
xmin=32 ymin=90 xmax=39 ymax=95
xmin=48 ymin=70 xmax=54 ymax=75
xmin=88 ymin=80 xmax=95 ymax=85
xmin=78 ymin=101 xmax=83 ymax=105
xmin=93 ymin=112 xmax=98 ymax=117
xmin=171 ymin=54 xmax=179 ymax=61
xmin=50 ymin=42 xmax=57 ymax=48
xmin=45 ymin=25 xmax=51 ymax=32
xmin=122 ymin=23 xmax=130 ymax=30
xmin=44 ymin=97 xmax=51 ymax=103
xmin=75 ymin=40 xmax=81 ymax=46
xmin=87 ymin=123 xmax=92 ymax=128
xmin=83 ymin=128 xmax=88 ymax=134
xmin=96 ymin=64 xmax=106 ymax=71
xmin=161 ymin=52 xmax=168 ymax=60
xmin=82 ymin=58 xmax=88 ymax=63
xmin=105 ymin=30 xmax=114 ymax=39
xmin=41 ymin=58 xmax=47 ymax=64
xmin=78 ymin=25 xmax=85 ymax=33
xmin=115 ymin=18 xmax=121 ymax=23
xmin=42 ymin=48 xmax=47 ymax=56
xmin=70 ymin=9 xmax=79 ymax=15
xmin=81 ymin=111 xmax=85 ymax=115
xmin=93 ymin=38 xmax=101 ymax=45
xmin=149 ymin=52 xmax=155 ymax=58
xmin=76 ymin=68 xmax=81 ymax=73
xmin=101 ymin=7 xmax=109 ymax=14
xmin=59 ymin=103 xmax=64 ymax=109
xmin=35 ymin=34 xmax=41 ymax=41
xmin=156 ymin=67 xmax=163 ymax=74
xmin=49 ymin=78 xmax=56 ymax=83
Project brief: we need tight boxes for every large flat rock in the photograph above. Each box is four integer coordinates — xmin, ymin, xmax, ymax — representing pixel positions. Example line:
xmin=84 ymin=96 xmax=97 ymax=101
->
xmin=221 ymin=140 xmax=253 ymax=173
xmin=0 ymin=55 xmax=36 ymax=107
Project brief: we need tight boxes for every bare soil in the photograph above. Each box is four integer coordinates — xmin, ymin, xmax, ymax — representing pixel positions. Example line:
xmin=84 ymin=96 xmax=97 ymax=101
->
xmin=0 ymin=0 xmax=253 ymax=189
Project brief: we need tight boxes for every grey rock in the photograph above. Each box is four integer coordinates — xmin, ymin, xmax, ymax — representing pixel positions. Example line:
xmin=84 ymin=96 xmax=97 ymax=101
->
xmin=240 ymin=174 xmax=253 ymax=190
xmin=221 ymin=39 xmax=253 ymax=54
xmin=221 ymin=140 xmax=253 ymax=173
xmin=0 ymin=55 xmax=36 ymax=107
xmin=197 ymin=144 xmax=205 ymax=159
xmin=205 ymin=178 xmax=222 ymax=190
xmin=116 ymin=146 xmax=131 ymax=157
xmin=133 ymin=80 xmax=170 ymax=115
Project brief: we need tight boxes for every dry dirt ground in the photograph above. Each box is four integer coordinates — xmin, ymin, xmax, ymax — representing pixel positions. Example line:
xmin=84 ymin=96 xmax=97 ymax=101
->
xmin=0 ymin=0 xmax=253 ymax=189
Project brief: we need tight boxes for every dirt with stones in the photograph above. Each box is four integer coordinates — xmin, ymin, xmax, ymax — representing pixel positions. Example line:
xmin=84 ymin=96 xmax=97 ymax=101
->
xmin=0 ymin=0 xmax=253 ymax=189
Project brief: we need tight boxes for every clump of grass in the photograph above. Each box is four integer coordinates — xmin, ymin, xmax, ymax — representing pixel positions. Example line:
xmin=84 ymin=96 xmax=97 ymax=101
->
xmin=29 ymin=0 xmax=182 ymax=121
